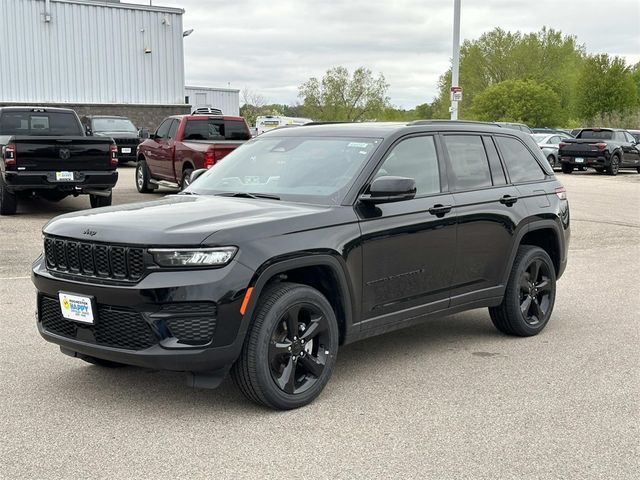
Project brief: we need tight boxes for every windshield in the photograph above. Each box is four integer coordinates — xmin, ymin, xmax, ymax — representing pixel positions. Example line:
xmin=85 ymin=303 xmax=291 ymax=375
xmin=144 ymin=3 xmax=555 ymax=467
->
xmin=186 ymin=136 xmax=382 ymax=205
xmin=92 ymin=118 xmax=137 ymax=133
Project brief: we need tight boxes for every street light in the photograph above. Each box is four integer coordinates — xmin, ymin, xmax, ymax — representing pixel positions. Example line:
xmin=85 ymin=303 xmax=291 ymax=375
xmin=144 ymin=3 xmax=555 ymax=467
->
xmin=450 ymin=0 xmax=461 ymax=120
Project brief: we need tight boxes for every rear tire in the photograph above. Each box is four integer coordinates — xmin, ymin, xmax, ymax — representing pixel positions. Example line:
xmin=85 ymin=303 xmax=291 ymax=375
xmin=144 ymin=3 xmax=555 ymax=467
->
xmin=181 ymin=168 xmax=194 ymax=191
xmin=561 ymin=163 xmax=573 ymax=174
xmin=606 ymin=155 xmax=620 ymax=176
xmin=232 ymin=282 xmax=339 ymax=410
xmin=489 ymin=245 xmax=556 ymax=337
xmin=136 ymin=159 xmax=154 ymax=193
xmin=90 ymin=191 xmax=112 ymax=208
xmin=0 ymin=175 xmax=17 ymax=215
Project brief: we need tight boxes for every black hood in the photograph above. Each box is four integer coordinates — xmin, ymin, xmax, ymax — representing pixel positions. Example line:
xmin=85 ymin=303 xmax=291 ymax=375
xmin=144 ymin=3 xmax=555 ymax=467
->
xmin=42 ymin=195 xmax=337 ymax=246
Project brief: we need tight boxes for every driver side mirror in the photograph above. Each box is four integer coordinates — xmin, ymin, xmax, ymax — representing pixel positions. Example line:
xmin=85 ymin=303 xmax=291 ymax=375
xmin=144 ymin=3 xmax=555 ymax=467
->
xmin=138 ymin=128 xmax=150 ymax=139
xmin=359 ymin=176 xmax=417 ymax=204
xmin=84 ymin=125 xmax=93 ymax=136
xmin=189 ymin=168 xmax=207 ymax=184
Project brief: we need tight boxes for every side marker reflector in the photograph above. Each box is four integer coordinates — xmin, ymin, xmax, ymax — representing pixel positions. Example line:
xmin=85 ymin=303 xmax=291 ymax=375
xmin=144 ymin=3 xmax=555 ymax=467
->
xmin=240 ymin=287 xmax=254 ymax=315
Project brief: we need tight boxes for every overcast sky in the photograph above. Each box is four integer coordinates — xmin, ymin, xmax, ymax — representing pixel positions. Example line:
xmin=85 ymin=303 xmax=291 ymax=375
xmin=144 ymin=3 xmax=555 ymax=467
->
xmin=138 ymin=0 xmax=639 ymax=108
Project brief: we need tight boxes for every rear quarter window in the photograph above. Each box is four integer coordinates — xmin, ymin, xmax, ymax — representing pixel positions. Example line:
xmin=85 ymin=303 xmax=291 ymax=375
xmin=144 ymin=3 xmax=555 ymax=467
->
xmin=495 ymin=136 xmax=546 ymax=183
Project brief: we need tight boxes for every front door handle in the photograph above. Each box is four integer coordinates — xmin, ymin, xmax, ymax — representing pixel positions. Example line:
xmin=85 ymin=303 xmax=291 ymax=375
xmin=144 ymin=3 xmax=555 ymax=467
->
xmin=428 ymin=204 xmax=452 ymax=217
xmin=499 ymin=195 xmax=518 ymax=206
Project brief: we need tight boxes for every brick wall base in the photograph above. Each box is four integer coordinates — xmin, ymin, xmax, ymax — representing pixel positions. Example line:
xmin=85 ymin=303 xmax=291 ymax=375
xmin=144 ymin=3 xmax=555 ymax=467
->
xmin=0 ymin=102 xmax=191 ymax=131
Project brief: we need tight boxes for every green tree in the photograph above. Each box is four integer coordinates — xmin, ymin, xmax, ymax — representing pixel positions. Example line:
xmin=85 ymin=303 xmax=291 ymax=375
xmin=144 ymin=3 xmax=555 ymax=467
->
xmin=471 ymin=79 xmax=562 ymax=126
xmin=430 ymin=27 xmax=585 ymax=123
xmin=575 ymin=54 xmax=639 ymax=120
xmin=298 ymin=66 xmax=390 ymax=121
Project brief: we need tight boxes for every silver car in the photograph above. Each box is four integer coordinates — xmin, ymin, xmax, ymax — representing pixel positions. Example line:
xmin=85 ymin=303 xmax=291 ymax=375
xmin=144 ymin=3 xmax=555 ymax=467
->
xmin=532 ymin=133 xmax=573 ymax=169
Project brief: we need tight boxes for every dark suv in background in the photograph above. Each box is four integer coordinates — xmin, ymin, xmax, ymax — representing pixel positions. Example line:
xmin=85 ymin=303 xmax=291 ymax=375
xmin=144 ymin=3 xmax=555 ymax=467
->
xmin=81 ymin=115 xmax=140 ymax=165
xmin=32 ymin=120 xmax=570 ymax=409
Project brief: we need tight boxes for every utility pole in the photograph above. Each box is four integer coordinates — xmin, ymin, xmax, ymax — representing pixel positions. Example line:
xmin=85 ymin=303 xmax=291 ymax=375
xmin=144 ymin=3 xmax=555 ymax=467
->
xmin=450 ymin=0 xmax=461 ymax=120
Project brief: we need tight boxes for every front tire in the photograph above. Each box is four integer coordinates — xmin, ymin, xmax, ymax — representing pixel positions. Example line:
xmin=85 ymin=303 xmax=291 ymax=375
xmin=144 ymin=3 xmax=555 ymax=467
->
xmin=136 ymin=159 xmax=154 ymax=193
xmin=606 ymin=155 xmax=620 ymax=176
xmin=561 ymin=163 xmax=573 ymax=174
xmin=89 ymin=191 xmax=112 ymax=208
xmin=489 ymin=245 xmax=556 ymax=337
xmin=0 ymin=175 xmax=17 ymax=215
xmin=232 ymin=282 xmax=339 ymax=410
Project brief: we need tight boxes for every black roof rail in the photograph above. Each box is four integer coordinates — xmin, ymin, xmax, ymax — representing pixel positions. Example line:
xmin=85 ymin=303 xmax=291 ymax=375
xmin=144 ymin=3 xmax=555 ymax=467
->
xmin=408 ymin=119 xmax=502 ymax=127
xmin=302 ymin=121 xmax=353 ymax=126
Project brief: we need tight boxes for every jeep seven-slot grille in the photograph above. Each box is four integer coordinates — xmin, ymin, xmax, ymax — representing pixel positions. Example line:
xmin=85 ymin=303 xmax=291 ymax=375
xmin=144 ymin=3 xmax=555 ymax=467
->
xmin=39 ymin=296 xmax=155 ymax=351
xmin=44 ymin=236 xmax=145 ymax=282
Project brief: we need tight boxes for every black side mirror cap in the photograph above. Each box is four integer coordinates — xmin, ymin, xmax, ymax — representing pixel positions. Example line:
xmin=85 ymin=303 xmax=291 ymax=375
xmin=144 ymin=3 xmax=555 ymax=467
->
xmin=359 ymin=176 xmax=417 ymax=204
xmin=189 ymin=168 xmax=208 ymax=184
xmin=85 ymin=125 xmax=92 ymax=136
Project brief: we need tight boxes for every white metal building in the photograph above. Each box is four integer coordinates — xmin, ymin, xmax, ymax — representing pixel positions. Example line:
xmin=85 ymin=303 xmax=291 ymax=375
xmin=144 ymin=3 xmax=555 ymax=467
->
xmin=0 ymin=0 xmax=189 ymax=127
xmin=185 ymin=86 xmax=240 ymax=116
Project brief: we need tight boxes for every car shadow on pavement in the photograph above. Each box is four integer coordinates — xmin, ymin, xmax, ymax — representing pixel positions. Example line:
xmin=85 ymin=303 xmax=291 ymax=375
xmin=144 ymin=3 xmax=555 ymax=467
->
xmin=45 ymin=311 xmax=500 ymax=414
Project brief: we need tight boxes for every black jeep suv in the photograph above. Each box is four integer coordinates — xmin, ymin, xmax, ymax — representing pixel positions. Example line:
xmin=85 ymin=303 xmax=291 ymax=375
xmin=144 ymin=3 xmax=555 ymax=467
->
xmin=32 ymin=121 xmax=570 ymax=410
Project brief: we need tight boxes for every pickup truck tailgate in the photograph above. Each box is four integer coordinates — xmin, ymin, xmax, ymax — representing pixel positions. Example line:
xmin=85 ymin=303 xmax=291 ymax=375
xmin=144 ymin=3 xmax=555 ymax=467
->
xmin=11 ymin=136 xmax=114 ymax=170
xmin=560 ymin=141 xmax=603 ymax=158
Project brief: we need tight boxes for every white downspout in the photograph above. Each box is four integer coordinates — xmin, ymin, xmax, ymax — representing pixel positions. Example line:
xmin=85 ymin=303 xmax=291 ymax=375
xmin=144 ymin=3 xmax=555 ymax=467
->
xmin=44 ymin=0 xmax=52 ymax=22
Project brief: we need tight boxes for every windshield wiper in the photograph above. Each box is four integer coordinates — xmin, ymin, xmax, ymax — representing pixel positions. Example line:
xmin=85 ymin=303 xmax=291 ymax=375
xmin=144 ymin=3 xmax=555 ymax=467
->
xmin=178 ymin=191 xmax=198 ymax=196
xmin=217 ymin=192 xmax=280 ymax=200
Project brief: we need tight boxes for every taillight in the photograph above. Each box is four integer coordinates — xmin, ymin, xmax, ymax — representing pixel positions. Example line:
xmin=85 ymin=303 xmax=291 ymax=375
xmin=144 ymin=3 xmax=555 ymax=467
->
xmin=204 ymin=150 xmax=216 ymax=169
xmin=593 ymin=143 xmax=607 ymax=150
xmin=109 ymin=144 xmax=118 ymax=167
xmin=3 ymin=143 xmax=16 ymax=166
xmin=555 ymin=186 xmax=567 ymax=200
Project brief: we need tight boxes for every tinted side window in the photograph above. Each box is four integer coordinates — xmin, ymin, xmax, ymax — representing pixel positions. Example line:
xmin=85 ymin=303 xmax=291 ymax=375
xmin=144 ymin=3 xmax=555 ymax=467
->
xmin=495 ymin=136 xmax=546 ymax=183
xmin=482 ymin=136 xmax=506 ymax=185
xmin=375 ymin=136 xmax=440 ymax=195
xmin=168 ymin=120 xmax=178 ymax=139
xmin=443 ymin=135 xmax=492 ymax=191
xmin=155 ymin=119 xmax=172 ymax=139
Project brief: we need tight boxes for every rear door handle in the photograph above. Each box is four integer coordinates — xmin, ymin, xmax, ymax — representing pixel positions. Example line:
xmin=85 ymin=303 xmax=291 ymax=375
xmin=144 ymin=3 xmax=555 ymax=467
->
xmin=499 ymin=195 xmax=518 ymax=206
xmin=428 ymin=204 xmax=452 ymax=217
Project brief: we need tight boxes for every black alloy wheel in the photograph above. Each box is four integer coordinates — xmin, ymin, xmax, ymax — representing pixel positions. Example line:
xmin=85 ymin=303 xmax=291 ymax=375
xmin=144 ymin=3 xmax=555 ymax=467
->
xmin=268 ymin=302 xmax=331 ymax=395
xmin=489 ymin=245 xmax=556 ymax=336
xmin=517 ymin=258 xmax=553 ymax=327
xmin=232 ymin=282 xmax=339 ymax=409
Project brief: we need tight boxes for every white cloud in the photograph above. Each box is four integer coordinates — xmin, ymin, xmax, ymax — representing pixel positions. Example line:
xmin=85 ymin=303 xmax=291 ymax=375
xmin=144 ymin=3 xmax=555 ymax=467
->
xmin=133 ymin=0 xmax=640 ymax=108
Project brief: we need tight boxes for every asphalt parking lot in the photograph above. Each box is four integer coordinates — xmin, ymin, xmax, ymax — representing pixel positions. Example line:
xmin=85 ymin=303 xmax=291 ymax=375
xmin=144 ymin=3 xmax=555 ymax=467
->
xmin=1 ymin=165 xmax=638 ymax=479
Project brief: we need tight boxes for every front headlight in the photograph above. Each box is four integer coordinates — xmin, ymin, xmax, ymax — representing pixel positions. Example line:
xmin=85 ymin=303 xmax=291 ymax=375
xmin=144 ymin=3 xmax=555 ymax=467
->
xmin=149 ymin=247 xmax=237 ymax=267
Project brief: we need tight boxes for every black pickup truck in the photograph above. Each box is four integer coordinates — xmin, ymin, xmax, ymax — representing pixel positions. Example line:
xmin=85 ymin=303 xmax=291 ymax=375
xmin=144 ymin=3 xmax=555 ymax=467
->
xmin=558 ymin=128 xmax=640 ymax=175
xmin=0 ymin=107 xmax=118 ymax=215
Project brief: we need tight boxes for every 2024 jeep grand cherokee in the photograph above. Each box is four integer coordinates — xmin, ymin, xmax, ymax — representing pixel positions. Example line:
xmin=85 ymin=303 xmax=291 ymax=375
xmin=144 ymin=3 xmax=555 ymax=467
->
xmin=32 ymin=120 xmax=570 ymax=410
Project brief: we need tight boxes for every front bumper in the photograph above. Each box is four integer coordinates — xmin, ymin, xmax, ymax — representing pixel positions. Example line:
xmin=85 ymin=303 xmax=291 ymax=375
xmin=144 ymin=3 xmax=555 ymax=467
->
xmin=4 ymin=170 xmax=118 ymax=192
xmin=32 ymin=256 xmax=254 ymax=373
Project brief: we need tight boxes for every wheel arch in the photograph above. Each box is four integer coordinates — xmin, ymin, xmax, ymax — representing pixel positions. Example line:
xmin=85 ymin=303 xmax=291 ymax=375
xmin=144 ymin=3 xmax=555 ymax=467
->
xmin=241 ymin=255 xmax=355 ymax=345
xmin=503 ymin=220 xmax=564 ymax=284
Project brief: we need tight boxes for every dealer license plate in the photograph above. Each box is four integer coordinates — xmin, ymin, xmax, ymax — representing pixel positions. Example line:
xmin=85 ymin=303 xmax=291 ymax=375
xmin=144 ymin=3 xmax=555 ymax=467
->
xmin=575 ymin=157 xmax=584 ymax=163
xmin=55 ymin=171 xmax=74 ymax=181
xmin=121 ymin=147 xmax=132 ymax=154
xmin=59 ymin=292 xmax=95 ymax=324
